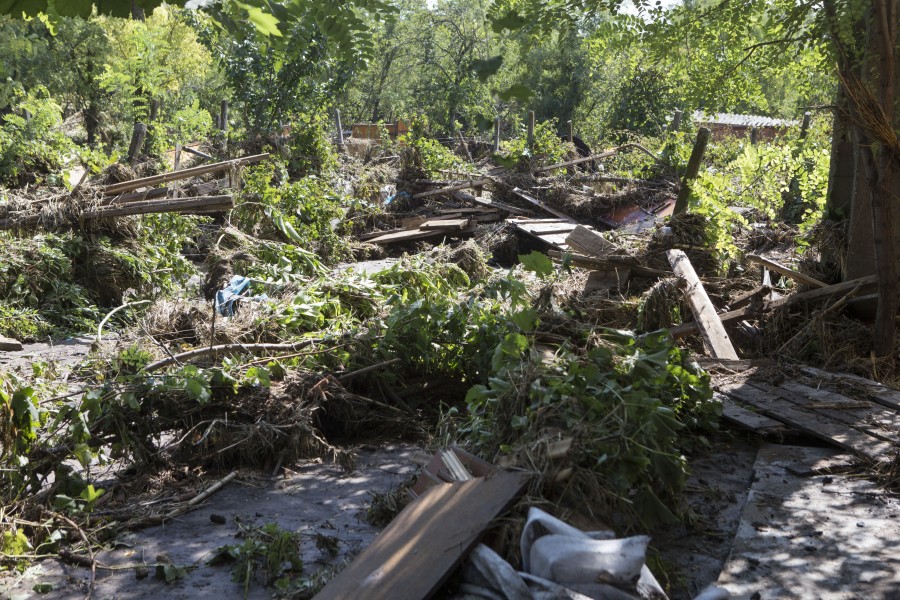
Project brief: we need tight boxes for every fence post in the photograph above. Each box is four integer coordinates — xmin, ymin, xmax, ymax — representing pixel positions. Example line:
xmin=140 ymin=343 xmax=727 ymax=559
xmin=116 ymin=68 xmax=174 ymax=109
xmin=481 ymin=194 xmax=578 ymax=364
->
xmin=567 ymin=119 xmax=573 ymax=143
xmin=670 ymin=109 xmax=683 ymax=132
xmin=527 ymin=111 xmax=535 ymax=150
xmin=674 ymin=127 xmax=710 ymax=214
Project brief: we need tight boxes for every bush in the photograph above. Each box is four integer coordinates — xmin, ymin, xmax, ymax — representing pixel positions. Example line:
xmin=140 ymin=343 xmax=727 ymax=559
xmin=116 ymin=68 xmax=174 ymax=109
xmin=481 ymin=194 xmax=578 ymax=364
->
xmin=0 ymin=89 xmax=75 ymax=187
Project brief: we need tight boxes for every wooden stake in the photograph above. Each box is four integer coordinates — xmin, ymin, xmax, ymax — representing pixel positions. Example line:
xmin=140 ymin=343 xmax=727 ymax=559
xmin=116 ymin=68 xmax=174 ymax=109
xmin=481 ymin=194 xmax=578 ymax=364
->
xmin=668 ymin=249 xmax=739 ymax=359
xmin=567 ymin=119 xmax=573 ymax=143
xmin=670 ymin=109 xmax=683 ymax=132
xmin=335 ymin=108 xmax=344 ymax=149
xmin=493 ymin=117 xmax=501 ymax=153
xmin=673 ymin=127 xmax=710 ymax=214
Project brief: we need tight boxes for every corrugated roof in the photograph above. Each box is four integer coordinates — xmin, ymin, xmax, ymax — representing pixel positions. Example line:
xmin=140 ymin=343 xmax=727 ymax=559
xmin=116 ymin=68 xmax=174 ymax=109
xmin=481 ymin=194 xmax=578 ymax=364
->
xmin=692 ymin=111 xmax=798 ymax=128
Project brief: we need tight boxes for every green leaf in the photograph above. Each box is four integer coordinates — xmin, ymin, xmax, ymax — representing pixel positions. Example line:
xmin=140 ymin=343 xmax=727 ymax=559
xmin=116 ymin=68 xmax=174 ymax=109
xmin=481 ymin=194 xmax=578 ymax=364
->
xmin=234 ymin=1 xmax=283 ymax=37
xmin=518 ymin=251 xmax=553 ymax=278
xmin=470 ymin=55 xmax=503 ymax=82
xmin=491 ymin=9 xmax=529 ymax=33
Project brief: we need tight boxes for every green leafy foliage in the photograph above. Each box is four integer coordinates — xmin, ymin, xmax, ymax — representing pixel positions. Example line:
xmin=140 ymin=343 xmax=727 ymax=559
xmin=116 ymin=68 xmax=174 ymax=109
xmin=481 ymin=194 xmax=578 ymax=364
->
xmin=0 ymin=88 xmax=74 ymax=186
xmin=210 ymin=522 xmax=303 ymax=596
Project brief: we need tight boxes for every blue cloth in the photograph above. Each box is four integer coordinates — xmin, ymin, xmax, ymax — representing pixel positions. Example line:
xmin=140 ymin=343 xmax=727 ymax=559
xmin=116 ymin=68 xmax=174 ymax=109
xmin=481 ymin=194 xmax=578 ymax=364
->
xmin=214 ymin=275 xmax=252 ymax=317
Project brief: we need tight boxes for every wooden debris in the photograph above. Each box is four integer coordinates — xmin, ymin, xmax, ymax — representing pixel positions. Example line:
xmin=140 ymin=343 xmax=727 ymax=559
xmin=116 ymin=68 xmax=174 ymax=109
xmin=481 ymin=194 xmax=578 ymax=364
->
xmin=799 ymin=366 xmax=900 ymax=411
xmin=668 ymin=249 xmax=739 ymax=359
xmin=412 ymin=178 xmax=492 ymax=200
xmin=0 ymin=336 xmax=24 ymax=352
xmin=720 ymin=398 xmax=788 ymax=435
xmin=366 ymin=225 xmax=475 ymax=245
xmin=449 ymin=190 xmax=527 ymax=214
xmin=0 ymin=195 xmax=234 ymax=230
xmin=420 ymin=218 xmax=472 ymax=230
xmin=548 ymin=250 xmax=668 ymax=278
xmin=315 ymin=471 xmax=529 ymax=600
xmin=730 ymin=284 xmax=771 ymax=309
xmin=718 ymin=381 xmax=897 ymax=462
xmin=583 ymin=269 xmax=630 ymax=292
xmin=508 ymin=187 xmax=576 ymax=222
xmin=564 ymin=225 xmax=617 ymax=257
xmin=102 ymin=153 xmax=269 ymax=195
xmin=747 ymin=254 xmax=827 ymax=288
xmin=532 ymin=147 xmax=621 ymax=173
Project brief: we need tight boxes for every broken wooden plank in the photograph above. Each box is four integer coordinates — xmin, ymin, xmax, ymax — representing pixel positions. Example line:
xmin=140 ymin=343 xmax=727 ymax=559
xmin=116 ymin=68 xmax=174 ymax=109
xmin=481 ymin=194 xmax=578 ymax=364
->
xmin=668 ymin=249 xmax=739 ymax=360
xmin=0 ymin=336 xmax=23 ymax=352
xmin=565 ymin=225 xmax=617 ymax=258
xmin=532 ymin=147 xmax=620 ymax=173
xmin=718 ymin=381 xmax=896 ymax=462
xmin=696 ymin=357 xmax=774 ymax=371
xmin=747 ymin=254 xmax=827 ymax=288
xmin=412 ymin=178 xmax=493 ymax=200
xmin=314 ymin=471 xmax=529 ymax=600
xmin=508 ymin=188 xmax=576 ymax=222
xmin=102 ymin=153 xmax=269 ymax=195
xmin=798 ymin=366 xmax=900 ymax=411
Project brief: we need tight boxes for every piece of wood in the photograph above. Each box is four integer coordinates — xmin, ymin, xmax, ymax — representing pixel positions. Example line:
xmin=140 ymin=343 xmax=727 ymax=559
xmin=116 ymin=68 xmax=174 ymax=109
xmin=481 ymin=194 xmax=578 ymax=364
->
xmin=518 ymin=223 xmax=578 ymax=235
xmin=314 ymin=471 xmax=529 ymax=600
xmin=720 ymin=396 xmax=787 ymax=434
xmin=668 ymin=249 xmax=739 ymax=359
xmin=527 ymin=111 xmax=535 ymax=149
xmin=412 ymin=178 xmax=493 ymax=200
xmin=718 ymin=382 xmax=896 ymax=462
xmin=548 ymin=250 xmax=668 ymax=278
xmin=757 ymin=380 xmax=900 ymax=440
xmin=508 ymin=188 xmax=576 ymax=222
xmin=730 ymin=284 xmax=771 ymax=309
xmin=798 ymin=366 xmax=900 ymax=411
xmin=367 ymin=226 xmax=475 ymax=245
xmin=0 ymin=196 xmax=233 ymax=230
xmin=565 ymin=225 xmax=617 ymax=257
xmin=449 ymin=190 xmax=528 ymax=215
xmin=399 ymin=216 xmax=428 ymax=229
xmin=493 ymin=117 xmax=501 ymax=153
xmin=102 ymin=153 xmax=269 ymax=195
xmin=747 ymin=254 xmax=827 ymax=288
xmin=695 ymin=357 xmax=774 ymax=371
xmin=0 ymin=335 xmax=23 ymax=352
xmin=674 ymin=127 xmax=710 ymax=214
xmin=532 ymin=148 xmax=619 ymax=173
xmin=107 ymin=187 xmax=170 ymax=205
xmin=420 ymin=218 xmax=471 ymax=230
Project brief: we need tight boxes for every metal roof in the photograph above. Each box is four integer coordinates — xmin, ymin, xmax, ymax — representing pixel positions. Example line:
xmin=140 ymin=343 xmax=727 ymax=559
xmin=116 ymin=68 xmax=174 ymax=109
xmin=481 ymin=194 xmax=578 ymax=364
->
xmin=692 ymin=111 xmax=798 ymax=128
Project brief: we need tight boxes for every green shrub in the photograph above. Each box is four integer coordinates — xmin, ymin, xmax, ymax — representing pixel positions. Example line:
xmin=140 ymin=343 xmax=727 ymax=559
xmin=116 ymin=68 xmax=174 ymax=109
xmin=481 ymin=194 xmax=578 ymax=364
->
xmin=0 ymin=89 xmax=75 ymax=187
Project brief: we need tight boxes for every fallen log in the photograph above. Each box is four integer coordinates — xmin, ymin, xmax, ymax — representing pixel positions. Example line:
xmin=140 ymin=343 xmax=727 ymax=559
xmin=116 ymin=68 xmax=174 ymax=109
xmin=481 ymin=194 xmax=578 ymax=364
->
xmin=102 ymin=153 xmax=269 ymax=195
xmin=0 ymin=195 xmax=234 ymax=230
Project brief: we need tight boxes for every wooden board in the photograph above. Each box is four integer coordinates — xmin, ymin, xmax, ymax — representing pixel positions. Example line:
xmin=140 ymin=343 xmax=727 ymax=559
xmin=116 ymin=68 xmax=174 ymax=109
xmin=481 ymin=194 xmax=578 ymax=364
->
xmin=367 ymin=228 xmax=458 ymax=245
xmin=718 ymin=381 xmax=896 ymax=461
xmin=668 ymin=250 xmax=739 ymax=360
xmin=719 ymin=396 xmax=788 ymax=434
xmin=799 ymin=366 xmax=900 ymax=411
xmin=0 ymin=336 xmax=23 ymax=352
xmin=314 ymin=471 xmax=529 ymax=600
xmin=583 ymin=269 xmax=630 ymax=292
xmin=508 ymin=188 xmax=576 ymax=222
xmin=565 ymin=225 xmax=617 ymax=258
xmin=420 ymin=218 xmax=471 ymax=230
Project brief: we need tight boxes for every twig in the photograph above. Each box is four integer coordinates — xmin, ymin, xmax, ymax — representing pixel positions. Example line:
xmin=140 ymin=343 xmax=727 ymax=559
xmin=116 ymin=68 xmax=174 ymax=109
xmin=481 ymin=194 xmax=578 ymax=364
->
xmin=97 ymin=300 xmax=152 ymax=343
xmin=53 ymin=514 xmax=96 ymax=600
xmin=775 ymin=284 xmax=862 ymax=353
xmin=185 ymin=471 xmax=237 ymax=507
xmin=337 ymin=358 xmax=402 ymax=381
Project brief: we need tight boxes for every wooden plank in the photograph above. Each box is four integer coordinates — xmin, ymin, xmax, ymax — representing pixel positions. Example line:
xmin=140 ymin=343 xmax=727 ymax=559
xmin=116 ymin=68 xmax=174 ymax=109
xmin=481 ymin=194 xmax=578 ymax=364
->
xmin=420 ymin=219 xmax=471 ymax=230
xmin=314 ymin=471 xmax=529 ymax=600
xmin=102 ymin=153 xmax=269 ymax=195
xmin=730 ymin=284 xmax=771 ymax=309
xmin=449 ymin=191 xmax=528 ymax=215
xmin=668 ymin=249 xmax=739 ymax=360
xmin=747 ymin=254 xmax=827 ymax=288
xmin=532 ymin=147 xmax=620 ymax=173
xmin=412 ymin=178 xmax=492 ymax=199
xmin=367 ymin=227 xmax=475 ymax=245
xmin=696 ymin=357 xmax=774 ymax=371
xmin=0 ymin=336 xmax=23 ymax=352
xmin=508 ymin=188 xmax=576 ymax=222
xmin=583 ymin=269 xmax=630 ymax=292
xmin=760 ymin=380 xmax=900 ymax=439
xmin=565 ymin=225 xmax=617 ymax=257
xmin=720 ymin=397 xmax=788 ymax=433
xmin=518 ymin=223 xmax=578 ymax=235
xmin=718 ymin=381 xmax=896 ymax=461
xmin=799 ymin=366 xmax=900 ymax=411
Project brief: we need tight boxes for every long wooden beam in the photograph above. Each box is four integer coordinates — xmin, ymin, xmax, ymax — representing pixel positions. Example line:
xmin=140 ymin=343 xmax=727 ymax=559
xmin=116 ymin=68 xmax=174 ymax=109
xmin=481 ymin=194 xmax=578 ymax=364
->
xmin=102 ymin=153 xmax=269 ymax=195
xmin=747 ymin=254 xmax=827 ymax=288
